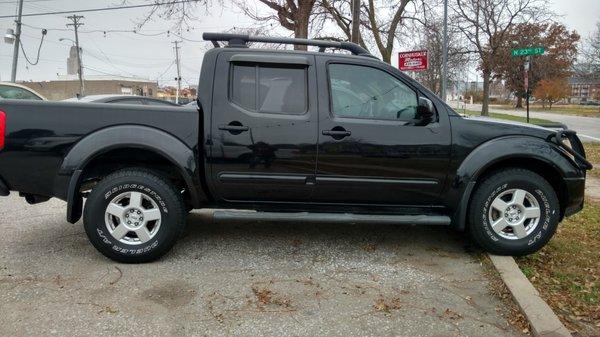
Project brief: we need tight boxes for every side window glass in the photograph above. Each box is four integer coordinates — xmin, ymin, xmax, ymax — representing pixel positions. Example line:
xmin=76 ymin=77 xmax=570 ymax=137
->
xmin=0 ymin=85 xmax=41 ymax=100
xmin=145 ymin=99 xmax=176 ymax=106
xmin=111 ymin=98 xmax=144 ymax=105
xmin=329 ymin=64 xmax=418 ymax=121
xmin=230 ymin=63 xmax=307 ymax=115
xmin=231 ymin=64 xmax=256 ymax=111
xmin=258 ymin=66 xmax=306 ymax=114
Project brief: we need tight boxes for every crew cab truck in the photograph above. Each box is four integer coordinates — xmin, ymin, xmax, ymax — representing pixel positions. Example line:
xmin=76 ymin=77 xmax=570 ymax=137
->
xmin=0 ymin=33 xmax=592 ymax=263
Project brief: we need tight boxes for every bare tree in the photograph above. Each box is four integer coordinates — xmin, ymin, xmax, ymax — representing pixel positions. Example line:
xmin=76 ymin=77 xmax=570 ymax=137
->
xmin=122 ymin=0 xmax=212 ymax=30
xmin=412 ymin=14 xmax=472 ymax=95
xmin=318 ymin=0 xmax=421 ymax=63
xmin=234 ymin=0 xmax=318 ymax=50
xmin=452 ymin=0 xmax=548 ymax=115
xmin=580 ymin=21 xmax=600 ymax=73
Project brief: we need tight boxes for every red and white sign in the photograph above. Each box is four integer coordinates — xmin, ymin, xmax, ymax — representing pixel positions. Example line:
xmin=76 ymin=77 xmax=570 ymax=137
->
xmin=398 ymin=50 xmax=428 ymax=71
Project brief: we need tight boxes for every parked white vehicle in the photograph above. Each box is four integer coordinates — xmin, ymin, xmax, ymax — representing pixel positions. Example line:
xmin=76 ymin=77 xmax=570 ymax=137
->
xmin=0 ymin=82 xmax=45 ymax=100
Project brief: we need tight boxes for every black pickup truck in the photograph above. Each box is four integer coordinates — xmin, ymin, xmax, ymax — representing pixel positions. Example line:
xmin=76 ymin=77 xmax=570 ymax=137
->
xmin=0 ymin=33 xmax=592 ymax=263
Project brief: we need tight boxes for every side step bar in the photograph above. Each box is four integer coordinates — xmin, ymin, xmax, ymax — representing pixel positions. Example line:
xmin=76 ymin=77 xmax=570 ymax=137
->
xmin=212 ymin=211 xmax=451 ymax=226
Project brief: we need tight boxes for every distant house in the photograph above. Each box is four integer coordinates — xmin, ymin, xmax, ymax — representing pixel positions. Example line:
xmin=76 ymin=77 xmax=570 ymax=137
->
xmin=568 ymin=66 xmax=600 ymax=104
xmin=18 ymin=75 xmax=158 ymax=101
xmin=157 ymin=86 xmax=197 ymax=105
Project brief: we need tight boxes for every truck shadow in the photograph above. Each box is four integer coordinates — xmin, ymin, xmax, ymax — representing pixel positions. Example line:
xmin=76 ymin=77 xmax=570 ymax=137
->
xmin=178 ymin=211 xmax=477 ymax=259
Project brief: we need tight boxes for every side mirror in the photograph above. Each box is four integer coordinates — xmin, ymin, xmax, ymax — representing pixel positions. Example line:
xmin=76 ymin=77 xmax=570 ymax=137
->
xmin=414 ymin=97 xmax=435 ymax=126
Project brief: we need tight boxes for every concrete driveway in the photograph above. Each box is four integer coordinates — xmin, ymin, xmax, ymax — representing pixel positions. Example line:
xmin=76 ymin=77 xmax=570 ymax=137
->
xmin=466 ymin=103 xmax=600 ymax=142
xmin=0 ymin=195 xmax=523 ymax=337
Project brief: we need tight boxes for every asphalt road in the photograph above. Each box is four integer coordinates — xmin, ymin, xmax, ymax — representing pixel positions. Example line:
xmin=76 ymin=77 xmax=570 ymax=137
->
xmin=0 ymin=195 xmax=523 ymax=337
xmin=466 ymin=103 xmax=600 ymax=142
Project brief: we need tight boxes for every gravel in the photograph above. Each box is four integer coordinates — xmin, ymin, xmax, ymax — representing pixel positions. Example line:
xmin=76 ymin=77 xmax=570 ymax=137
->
xmin=0 ymin=194 xmax=523 ymax=336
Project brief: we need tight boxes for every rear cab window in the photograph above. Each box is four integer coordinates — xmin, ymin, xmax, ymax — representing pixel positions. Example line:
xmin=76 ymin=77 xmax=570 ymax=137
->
xmin=230 ymin=63 xmax=308 ymax=115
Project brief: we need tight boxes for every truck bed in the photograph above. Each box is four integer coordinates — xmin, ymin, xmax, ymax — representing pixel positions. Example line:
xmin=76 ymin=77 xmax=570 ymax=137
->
xmin=0 ymin=99 xmax=200 ymax=200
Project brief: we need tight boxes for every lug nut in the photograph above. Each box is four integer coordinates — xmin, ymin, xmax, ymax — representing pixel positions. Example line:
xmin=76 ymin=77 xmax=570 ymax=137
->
xmin=127 ymin=221 xmax=131 ymax=224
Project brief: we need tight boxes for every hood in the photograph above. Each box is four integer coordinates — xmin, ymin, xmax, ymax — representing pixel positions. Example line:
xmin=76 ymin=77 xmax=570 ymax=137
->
xmin=457 ymin=115 xmax=562 ymax=141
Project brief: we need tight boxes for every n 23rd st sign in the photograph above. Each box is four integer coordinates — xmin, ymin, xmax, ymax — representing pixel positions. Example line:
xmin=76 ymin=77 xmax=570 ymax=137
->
xmin=398 ymin=50 xmax=428 ymax=71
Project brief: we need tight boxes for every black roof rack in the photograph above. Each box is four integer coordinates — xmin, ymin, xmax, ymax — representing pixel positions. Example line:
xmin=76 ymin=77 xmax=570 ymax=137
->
xmin=202 ymin=32 xmax=377 ymax=59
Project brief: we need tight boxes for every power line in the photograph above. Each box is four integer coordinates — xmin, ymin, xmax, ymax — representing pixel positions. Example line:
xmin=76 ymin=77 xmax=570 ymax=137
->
xmin=0 ymin=0 xmax=200 ymax=19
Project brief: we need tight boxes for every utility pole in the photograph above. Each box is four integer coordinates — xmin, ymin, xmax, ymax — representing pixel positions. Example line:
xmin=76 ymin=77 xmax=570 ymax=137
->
xmin=10 ymin=0 xmax=24 ymax=83
xmin=67 ymin=15 xmax=85 ymax=97
xmin=441 ymin=0 xmax=448 ymax=101
xmin=351 ymin=0 xmax=360 ymax=44
xmin=173 ymin=41 xmax=182 ymax=104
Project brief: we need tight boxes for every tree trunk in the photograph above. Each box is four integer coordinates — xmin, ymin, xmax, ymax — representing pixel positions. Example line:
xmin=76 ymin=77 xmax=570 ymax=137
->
xmin=515 ymin=96 xmax=523 ymax=108
xmin=294 ymin=17 xmax=309 ymax=51
xmin=481 ymin=70 xmax=491 ymax=116
xmin=381 ymin=50 xmax=391 ymax=64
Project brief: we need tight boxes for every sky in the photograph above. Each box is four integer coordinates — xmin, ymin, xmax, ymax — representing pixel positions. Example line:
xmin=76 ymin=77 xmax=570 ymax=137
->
xmin=0 ymin=0 xmax=598 ymax=86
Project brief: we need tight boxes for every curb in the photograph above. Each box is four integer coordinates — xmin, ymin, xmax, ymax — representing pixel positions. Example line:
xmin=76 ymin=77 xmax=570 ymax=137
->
xmin=488 ymin=254 xmax=571 ymax=337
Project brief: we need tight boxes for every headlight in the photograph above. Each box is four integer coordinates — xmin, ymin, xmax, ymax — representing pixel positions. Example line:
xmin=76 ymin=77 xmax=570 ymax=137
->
xmin=560 ymin=136 xmax=575 ymax=161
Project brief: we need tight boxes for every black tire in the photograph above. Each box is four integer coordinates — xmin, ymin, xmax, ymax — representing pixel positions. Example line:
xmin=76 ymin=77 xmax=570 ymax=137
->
xmin=468 ymin=168 xmax=560 ymax=256
xmin=83 ymin=168 xmax=186 ymax=263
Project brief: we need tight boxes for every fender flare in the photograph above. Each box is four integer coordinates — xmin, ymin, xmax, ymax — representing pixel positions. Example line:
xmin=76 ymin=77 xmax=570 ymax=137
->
xmin=450 ymin=135 xmax=580 ymax=230
xmin=61 ymin=125 xmax=206 ymax=223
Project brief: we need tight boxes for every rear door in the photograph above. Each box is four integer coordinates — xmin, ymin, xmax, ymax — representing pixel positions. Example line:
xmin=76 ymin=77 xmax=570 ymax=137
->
xmin=208 ymin=52 xmax=318 ymax=202
xmin=313 ymin=56 xmax=452 ymax=206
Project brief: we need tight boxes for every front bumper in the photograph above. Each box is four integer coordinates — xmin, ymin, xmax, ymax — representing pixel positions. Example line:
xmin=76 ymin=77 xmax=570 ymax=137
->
xmin=564 ymin=177 xmax=585 ymax=217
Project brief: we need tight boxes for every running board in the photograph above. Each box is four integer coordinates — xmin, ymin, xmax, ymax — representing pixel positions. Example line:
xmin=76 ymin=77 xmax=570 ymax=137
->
xmin=212 ymin=211 xmax=451 ymax=226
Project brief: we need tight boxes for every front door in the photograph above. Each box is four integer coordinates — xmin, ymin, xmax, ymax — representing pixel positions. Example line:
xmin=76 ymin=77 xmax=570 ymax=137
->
xmin=313 ymin=58 xmax=452 ymax=206
xmin=208 ymin=52 xmax=318 ymax=202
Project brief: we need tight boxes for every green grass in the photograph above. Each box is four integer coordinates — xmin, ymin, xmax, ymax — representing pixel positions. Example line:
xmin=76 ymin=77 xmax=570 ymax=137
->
xmin=584 ymin=143 xmax=600 ymax=179
xmin=493 ymin=104 xmax=600 ymax=118
xmin=463 ymin=109 xmax=557 ymax=125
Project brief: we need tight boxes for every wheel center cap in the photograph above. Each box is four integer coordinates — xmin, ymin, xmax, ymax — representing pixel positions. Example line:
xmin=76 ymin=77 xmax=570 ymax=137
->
xmin=504 ymin=205 xmax=522 ymax=223
xmin=124 ymin=208 xmax=144 ymax=228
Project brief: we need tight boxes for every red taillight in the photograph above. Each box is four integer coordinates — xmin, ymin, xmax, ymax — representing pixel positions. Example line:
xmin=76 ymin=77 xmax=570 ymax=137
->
xmin=0 ymin=110 xmax=5 ymax=150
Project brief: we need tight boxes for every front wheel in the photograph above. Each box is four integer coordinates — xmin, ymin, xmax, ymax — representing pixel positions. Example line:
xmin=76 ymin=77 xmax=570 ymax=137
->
xmin=468 ymin=168 xmax=560 ymax=256
xmin=83 ymin=169 xmax=186 ymax=263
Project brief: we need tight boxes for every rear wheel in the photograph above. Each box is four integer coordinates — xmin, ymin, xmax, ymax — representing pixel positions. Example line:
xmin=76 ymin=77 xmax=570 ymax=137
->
xmin=83 ymin=168 xmax=186 ymax=263
xmin=468 ymin=168 xmax=560 ymax=256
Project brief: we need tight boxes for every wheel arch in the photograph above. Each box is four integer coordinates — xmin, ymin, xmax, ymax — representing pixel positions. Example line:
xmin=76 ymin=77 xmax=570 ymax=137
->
xmin=451 ymin=136 xmax=579 ymax=230
xmin=60 ymin=125 xmax=208 ymax=223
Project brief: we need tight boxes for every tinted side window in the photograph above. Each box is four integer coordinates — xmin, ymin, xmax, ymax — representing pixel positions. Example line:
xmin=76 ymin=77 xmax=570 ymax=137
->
xmin=145 ymin=99 xmax=176 ymax=106
xmin=329 ymin=64 xmax=418 ymax=121
xmin=230 ymin=63 xmax=307 ymax=115
xmin=110 ymin=98 xmax=144 ymax=105
xmin=0 ymin=85 xmax=42 ymax=100
xmin=231 ymin=65 xmax=256 ymax=110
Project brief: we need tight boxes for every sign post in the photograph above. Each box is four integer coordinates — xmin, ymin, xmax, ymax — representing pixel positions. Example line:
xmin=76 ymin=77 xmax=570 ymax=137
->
xmin=511 ymin=47 xmax=544 ymax=123
xmin=524 ymin=56 xmax=530 ymax=123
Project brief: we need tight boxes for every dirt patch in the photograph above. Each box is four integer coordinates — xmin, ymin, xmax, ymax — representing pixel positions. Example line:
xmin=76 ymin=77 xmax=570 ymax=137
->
xmin=141 ymin=280 xmax=197 ymax=309
xmin=480 ymin=254 xmax=531 ymax=335
xmin=373 ymin=296 xmax=402 ymax=314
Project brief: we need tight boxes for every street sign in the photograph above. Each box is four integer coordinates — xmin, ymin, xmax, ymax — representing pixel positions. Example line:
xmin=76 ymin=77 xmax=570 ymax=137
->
xmin=511 ymin=47 xmax=545 ymax=57
xmin=398 ymin=50 xmax=428 ymax=71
